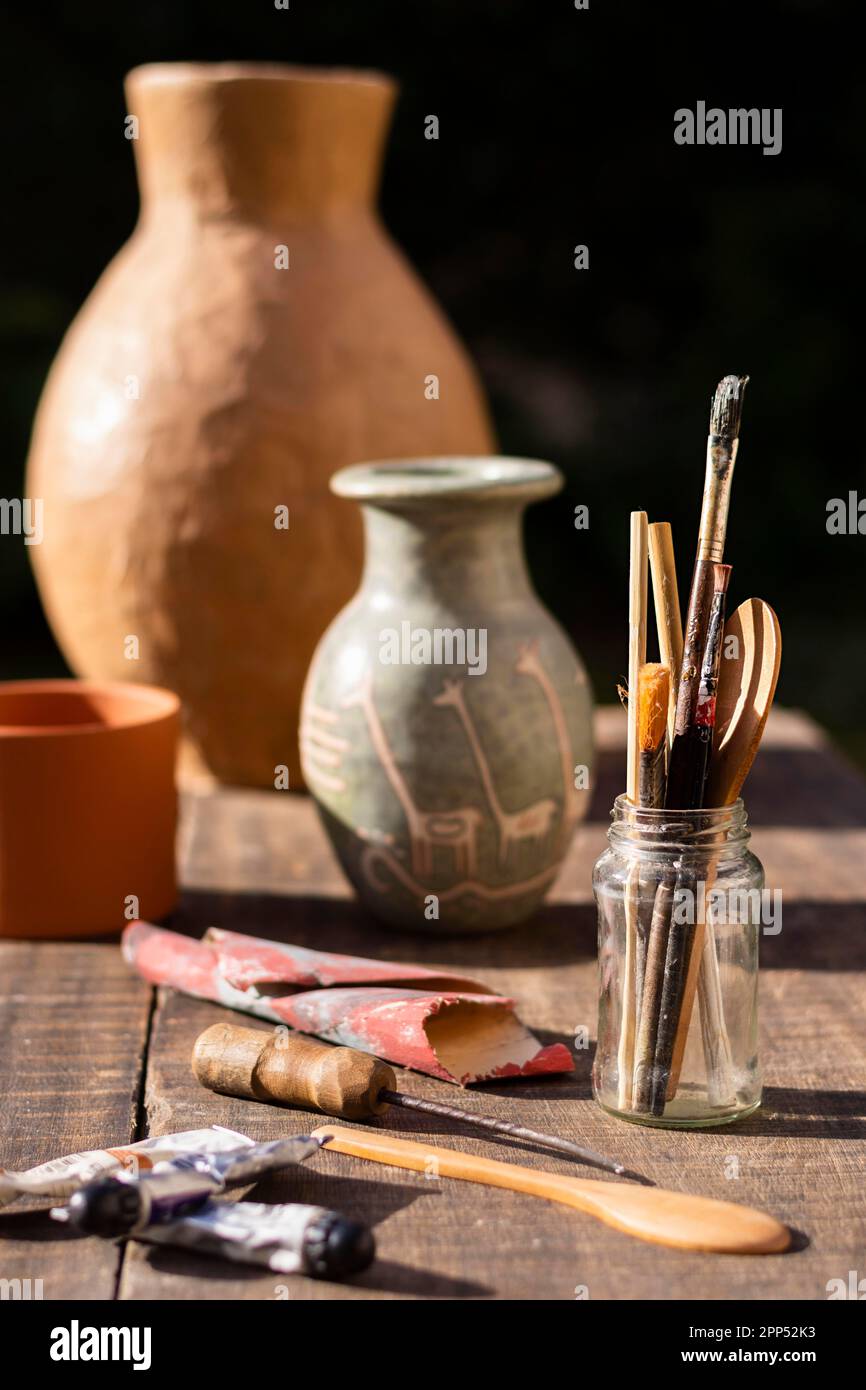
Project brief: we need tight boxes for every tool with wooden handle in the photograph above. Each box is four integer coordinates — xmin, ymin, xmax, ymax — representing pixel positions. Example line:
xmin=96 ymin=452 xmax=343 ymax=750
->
xmin=313 ymin=1125 xmax=791 ymax=1254
xmin=192 ymin=1022 xmax=643 ymax=1181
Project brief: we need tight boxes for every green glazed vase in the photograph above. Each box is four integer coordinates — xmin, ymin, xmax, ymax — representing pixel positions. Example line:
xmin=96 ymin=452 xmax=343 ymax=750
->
xmin=300 ymin=458 xmax=594 ymax=932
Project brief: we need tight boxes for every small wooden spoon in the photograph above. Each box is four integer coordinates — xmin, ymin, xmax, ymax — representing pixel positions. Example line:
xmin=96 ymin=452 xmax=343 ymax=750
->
xmin=666 ymin=598 xmax=782 ymax=1102
xmin=314 ymin=1125 xmax=791 ymax=1254
xmin=706 ymin=598 xmax=782 ymax=805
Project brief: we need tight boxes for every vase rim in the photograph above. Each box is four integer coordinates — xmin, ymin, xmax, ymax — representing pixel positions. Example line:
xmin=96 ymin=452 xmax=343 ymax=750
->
xmin=127 ymin=61 xmax=396 ymax=93
xmin=331 ymin=457 xmax=563 ymax=506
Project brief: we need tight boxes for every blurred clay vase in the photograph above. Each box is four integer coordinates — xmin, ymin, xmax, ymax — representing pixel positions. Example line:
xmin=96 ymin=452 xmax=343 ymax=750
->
xmin=25 ymin=63 xmax=493 ymax=788
xmin=0 ymin=680 xmax=178 ymax=938
xmin=300 ymin=458 xmax=594 ymax=932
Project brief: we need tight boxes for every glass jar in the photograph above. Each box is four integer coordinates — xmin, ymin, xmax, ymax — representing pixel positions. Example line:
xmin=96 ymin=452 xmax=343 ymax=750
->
xmin=592 ymin=796 xmax=763 ymax=1127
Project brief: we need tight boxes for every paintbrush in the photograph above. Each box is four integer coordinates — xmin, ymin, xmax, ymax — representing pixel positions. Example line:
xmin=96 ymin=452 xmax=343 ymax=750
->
xmin=665 ymin=563 xmax=732 ymax=811
xmin=666 ymin=375 xmax=747 ymax=808
xmin=648 ymin=521 xmax=683 ymax=749
xmin=638 ymin=663 xmax=669 ymax=810
xmin=652 ymin=567 xmax=734 ymax=1113
xmin=637 ymin=663 xmax=670 ymax=1006
xmin=631 ymin=662 xmax=671 ymax=1067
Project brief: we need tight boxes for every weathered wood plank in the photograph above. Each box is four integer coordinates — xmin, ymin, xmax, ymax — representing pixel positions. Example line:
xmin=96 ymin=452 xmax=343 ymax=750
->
xmin=0 ymin=944 xmax=152 ymax=1300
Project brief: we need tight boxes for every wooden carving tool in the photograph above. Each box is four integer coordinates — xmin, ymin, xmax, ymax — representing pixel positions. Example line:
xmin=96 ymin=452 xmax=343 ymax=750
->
xmin=665 ymin=599 xmax=782 ymax=1100
xmin=192 ymin=1023 xmax=643 ymax=1180
xmin=648 ymin=521 xmax=683 ymax=748
xmin=706 ymin=598 xmax=782 ymax=806
xmin=313 ymin=1125 xmax=791 ymax=1254
xmin=618 ymin=511 xmax=648 ymax=1109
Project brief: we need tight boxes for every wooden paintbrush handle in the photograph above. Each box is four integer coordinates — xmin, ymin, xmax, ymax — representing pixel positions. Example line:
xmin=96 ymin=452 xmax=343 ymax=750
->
xmin=313 ymin=1125 xmax=790 ymax=1255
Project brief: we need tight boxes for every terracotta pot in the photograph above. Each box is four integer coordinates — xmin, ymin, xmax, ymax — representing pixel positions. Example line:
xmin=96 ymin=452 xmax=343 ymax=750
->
xmin=0 ymin=680 xmax=178 ymax=938
xmin=26 ymin=63 xmax=493 ymax=788
xmin=300 ymin=458 xmax=595 ymax=932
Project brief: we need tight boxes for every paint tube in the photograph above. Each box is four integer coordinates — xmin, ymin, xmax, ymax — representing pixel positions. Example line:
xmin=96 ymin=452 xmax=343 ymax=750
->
xmin=53 ymin=1135 xmax=325 ymax=1235
xmin=0 ymin=1126 xmax=252 ymax=1207
xmin=137 ymin=1198 xmax=375 ymax=1279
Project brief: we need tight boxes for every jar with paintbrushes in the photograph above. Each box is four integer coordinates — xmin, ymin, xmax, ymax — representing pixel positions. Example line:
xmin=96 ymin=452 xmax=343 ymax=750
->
xmin=592 ymin=375 xmax=782 ymax=1127
xmin=593 ymin=797 xmax=763 ymax=1126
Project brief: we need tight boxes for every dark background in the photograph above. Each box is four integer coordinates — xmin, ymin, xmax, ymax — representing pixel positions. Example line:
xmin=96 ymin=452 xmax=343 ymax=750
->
xmin=2 ymin=1 xmax=863 ymax=761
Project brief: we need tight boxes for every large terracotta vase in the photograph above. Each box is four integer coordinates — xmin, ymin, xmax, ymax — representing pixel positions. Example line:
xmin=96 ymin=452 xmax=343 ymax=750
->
xmin=300 ymin=458 xmax=595 ymax=933
xmin=26 ymin=63 xmax=493 ymax=787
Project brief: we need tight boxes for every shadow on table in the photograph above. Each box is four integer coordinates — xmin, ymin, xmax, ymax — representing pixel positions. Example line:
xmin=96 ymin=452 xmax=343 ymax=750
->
xmin=139 ymin=1239 xmax=490 ymax=1297
xmin=171 ymin=890 xmax=866 ymax=973
xmin=137 ymin=1169 xmax=492 ymax=1297
xmin=170 ymin=890 xmax=598 ymax=969
xmin=591 ymin=745 xmax=866 ymax=827
xmin=727 ymin=1086 xmax=866 ymax=1140
xmin=0 ymin=1208 xmax=83 ymax=1241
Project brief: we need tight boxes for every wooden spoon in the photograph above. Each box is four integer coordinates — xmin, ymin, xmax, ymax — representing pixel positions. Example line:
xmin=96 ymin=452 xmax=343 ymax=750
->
xmin=314 ymin=1125 xmax=791 ymax=1254
xmin=706 ymin=598 xmax=782 ymax=805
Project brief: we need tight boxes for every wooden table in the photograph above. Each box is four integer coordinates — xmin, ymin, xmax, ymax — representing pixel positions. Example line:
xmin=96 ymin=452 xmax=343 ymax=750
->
xmin=2 ymin=708 xmax=864 ymax=1301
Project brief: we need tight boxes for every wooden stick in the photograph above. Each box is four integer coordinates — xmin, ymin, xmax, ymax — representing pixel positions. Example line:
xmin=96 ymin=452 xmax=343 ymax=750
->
xmin=618 ymin=512 xmax=648 ymax=1108
xmin=314 ymin=1125 xmax=791 ymax=1254
xmin=626 ymin=511 xmax=648 ymax=802
xmin=632 ymin=870 xmax=675 ymax=1111
xmin=648 ymin=522 xmax=683 ymax=749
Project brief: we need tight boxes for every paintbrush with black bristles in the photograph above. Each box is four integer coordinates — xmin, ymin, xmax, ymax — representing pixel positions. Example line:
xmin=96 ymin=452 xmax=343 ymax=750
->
xmin=632 ymin=376 xmax=748 ymax=1116
xmin=666 ymin=375 xmax=747 ymax=809
xmin=645 ymin=375 xmax=747 ymax=1115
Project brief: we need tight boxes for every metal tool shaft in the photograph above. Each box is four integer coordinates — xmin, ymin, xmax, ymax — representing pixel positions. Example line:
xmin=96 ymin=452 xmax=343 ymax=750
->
xmin=380 ymin=1090 xmax=649 ymax=1183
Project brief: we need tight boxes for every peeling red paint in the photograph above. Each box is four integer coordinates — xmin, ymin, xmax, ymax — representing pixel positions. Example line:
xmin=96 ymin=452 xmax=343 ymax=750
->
xmin=122 ymin=922 xmax=574 ymax=1085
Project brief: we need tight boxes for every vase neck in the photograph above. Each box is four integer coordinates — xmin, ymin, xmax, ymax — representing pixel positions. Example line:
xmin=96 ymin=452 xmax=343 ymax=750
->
xmin=125 ymin=64 xmax=396 ymax=221
xmin=360 ymin=504 xmax=534 ymax=608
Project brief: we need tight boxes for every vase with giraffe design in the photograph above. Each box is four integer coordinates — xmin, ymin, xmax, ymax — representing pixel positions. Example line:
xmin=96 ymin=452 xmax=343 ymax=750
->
xmin=300 ymin=458 xmax=594 ymax=932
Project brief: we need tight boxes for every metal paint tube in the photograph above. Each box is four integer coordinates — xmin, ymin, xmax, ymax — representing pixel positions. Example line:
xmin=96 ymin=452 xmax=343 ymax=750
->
xmin=52 ymin=1136 xmax=324 ymax=1236
xmin=0 ymin=1126 xmax=253 ymax=1207
xmin=136 ymin=1199 xmax=376 ymax=1279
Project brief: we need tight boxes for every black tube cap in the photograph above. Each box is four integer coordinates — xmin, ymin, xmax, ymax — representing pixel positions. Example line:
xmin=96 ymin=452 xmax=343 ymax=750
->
xmin=64 ymin=1180 xmax=142 ymax=1236
xmin=303 ymin=1212 xmax=375 ymax=1280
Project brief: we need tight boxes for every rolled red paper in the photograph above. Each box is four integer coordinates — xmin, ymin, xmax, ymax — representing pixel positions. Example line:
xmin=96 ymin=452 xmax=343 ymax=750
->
xmin=122 ymin=922 xmax=573 ymax=1085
